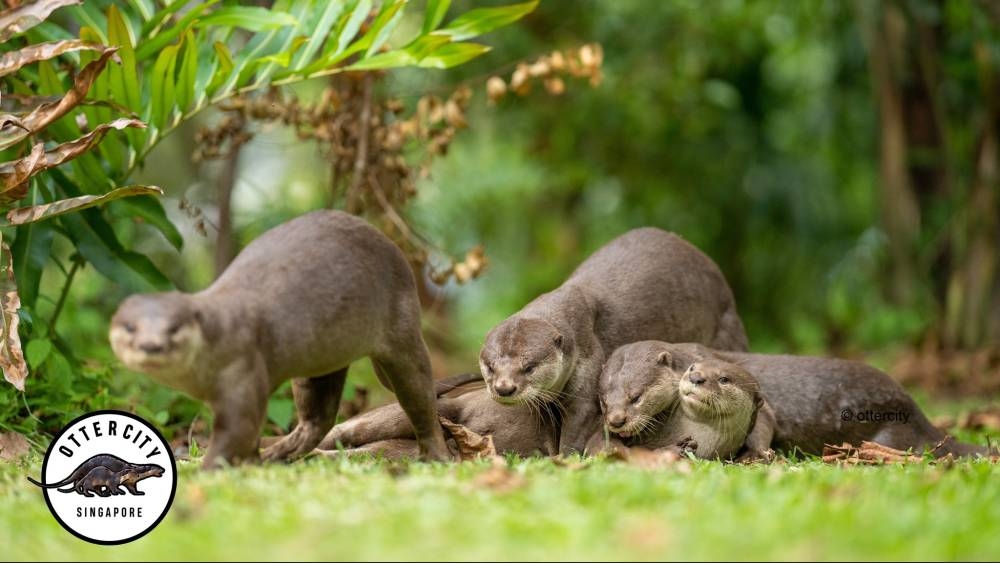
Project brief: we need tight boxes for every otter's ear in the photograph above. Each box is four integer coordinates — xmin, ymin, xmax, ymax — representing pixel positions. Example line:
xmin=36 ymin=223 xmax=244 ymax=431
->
xmin=657 ymin=351 xmax=673 ymax=368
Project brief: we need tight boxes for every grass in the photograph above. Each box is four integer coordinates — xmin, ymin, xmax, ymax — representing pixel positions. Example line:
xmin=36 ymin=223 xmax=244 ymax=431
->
xmin=2 ymin=404 xmax=999 ymax=561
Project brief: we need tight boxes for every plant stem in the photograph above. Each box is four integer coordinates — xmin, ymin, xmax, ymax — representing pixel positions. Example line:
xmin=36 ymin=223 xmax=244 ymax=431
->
xmin=49 ymin=259 xmax=81 ymax=329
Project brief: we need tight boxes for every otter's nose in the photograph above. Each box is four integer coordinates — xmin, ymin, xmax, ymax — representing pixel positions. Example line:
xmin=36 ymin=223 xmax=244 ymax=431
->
xmin=139 ymin=342 xmax=165 ymax=354
xmin=688 ymin=373 xmax=706 ymax=386
xmin=607 ymin=413 xmax=627 ymax=429
xmin=495 ymin=381 xmax=518 ymax=397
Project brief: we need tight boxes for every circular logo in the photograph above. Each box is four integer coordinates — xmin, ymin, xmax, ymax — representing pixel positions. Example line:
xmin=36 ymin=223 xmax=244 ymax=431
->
xmin=29 ymin=410 xmax=176 ymax=545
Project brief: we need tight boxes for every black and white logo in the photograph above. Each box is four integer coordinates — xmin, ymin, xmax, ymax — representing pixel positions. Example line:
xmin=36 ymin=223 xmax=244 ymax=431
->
xmin=28 ymin=410 xmax=177 ymax=545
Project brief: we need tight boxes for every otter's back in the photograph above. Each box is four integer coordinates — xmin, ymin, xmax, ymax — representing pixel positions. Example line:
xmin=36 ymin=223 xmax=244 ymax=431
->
xmin=568 ymin=228 xmax=746 ymax=351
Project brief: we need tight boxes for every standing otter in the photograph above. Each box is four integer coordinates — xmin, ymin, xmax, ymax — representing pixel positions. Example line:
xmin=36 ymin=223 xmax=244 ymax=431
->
xmin=318 ymin=374 xmax=557 ymax=459
xmin=597 ymin=349 xmax=774 ymax=460
xmin=599 ymin=341 xmax=991 ymax=458
xmin=110 ymin=210 xmax=450 ymax=467
xmin=478 ymin=228 xmax=748 ymax=454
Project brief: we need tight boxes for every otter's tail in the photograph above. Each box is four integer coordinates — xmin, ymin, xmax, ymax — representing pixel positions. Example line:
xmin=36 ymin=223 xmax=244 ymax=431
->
xmin=930 ymin=435 xmax=994 ymax=459
xmin=27 ymin=475 xmax=73 ymax=489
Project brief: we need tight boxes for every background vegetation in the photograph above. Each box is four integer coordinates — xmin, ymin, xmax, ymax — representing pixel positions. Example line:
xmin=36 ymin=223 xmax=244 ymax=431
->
xmin=2 ymin=0 xmax=998 ymax=445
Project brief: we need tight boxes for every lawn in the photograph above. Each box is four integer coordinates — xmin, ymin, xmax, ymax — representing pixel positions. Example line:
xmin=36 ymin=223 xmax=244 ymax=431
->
xmin=2 ymin=403 xmax=999 ymax=561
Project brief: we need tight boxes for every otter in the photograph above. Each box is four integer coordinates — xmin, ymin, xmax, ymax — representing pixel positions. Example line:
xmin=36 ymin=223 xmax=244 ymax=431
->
xmin=597 ymin=349 xmax=774 ymax=461
xmin=317 ymin=374 xmax=557 ymax=459
xmin=598 ymin=341 xmax=991 ymax=458
xmin=29 ymin=455 xmax=165 ymax=496
xmin=109 ymin=210 xmax=450 ymax=467
xmin=478 ymin=228 xmax=748 ymax=454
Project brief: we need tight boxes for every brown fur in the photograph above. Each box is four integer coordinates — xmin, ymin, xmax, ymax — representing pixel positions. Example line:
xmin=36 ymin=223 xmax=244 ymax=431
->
xmin=318 ymin=374 xmax=557 ymax=458
xmin=110 ymin=210 xmax=450 ymax=467
xmin=479 ymin=228 xmax=748 ymax=454
xmin=600 ymin=341 xmax=991 ymax=458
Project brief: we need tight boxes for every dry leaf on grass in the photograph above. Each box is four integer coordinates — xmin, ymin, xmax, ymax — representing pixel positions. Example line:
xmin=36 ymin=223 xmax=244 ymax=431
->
xmin=0 ymin=430 xmax=30 ymax=461
xmin=472 ymin=457 xmax=526 ymax=493
xmin=439 ymin=417 xmax=497 ymax=460
xmin=957 ymin=407 xmax=1000 ymax=432
xmin=606 ymin=445 xmax=690 ymax=471
xmin=822 ymin=441 xmax=924 ymax=465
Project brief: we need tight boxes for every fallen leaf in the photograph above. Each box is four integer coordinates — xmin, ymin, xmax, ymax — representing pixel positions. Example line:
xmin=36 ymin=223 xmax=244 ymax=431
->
xmin=607 ymin=445 xmax=687 ymax=470
xmin=822 ymin=441 xmax=924 ymax=465
xmin=439 ymin=417 xmax=496 ymax=460
xmin=959 ymin=407 xmax=1000 ymax=431
xmin=472 ymin=457 xmax=526 ymax=493
xmin=0 ymin=430 xmax=29 ymax=460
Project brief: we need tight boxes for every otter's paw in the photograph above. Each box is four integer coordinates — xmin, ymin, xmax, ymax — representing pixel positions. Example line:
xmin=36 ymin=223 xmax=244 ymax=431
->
xmin=261 ymin=426 xmax=324 ymax=462
xmin=735 ymin=448 xmax=775 ymax=464
xmin=675 ymin=437 xmax=698 ymax=457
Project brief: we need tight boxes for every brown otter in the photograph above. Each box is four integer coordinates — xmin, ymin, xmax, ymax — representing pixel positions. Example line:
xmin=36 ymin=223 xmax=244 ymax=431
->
xmin=478 ymin=228 xmax=748 ymax=454
xmin=596 ymin=348 xmax=774 ymax=460
xmin=317 ymin=374 xmax=557 ymax=459
xmin=109 ymin=210 xmax=450 ymax=467
xmin=598 ymin=341 xmax=991 ymax=458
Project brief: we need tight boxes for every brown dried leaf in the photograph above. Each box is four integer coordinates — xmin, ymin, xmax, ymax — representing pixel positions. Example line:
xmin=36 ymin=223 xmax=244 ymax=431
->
xmin=959 ymin=407 xmax=1000 ymax=431
xmin=0 ymin=430 xmax=30 ymax=460
xmin=5 ymin=184 xmax=162 ymax=225
xmin=0 ymin=114 xmax=28 ymax=132
xmin=0 ymin=0 xmax=80 ymax=42
xmin=608 ymin=445 xmax=686 ymax=470
xmin=0 ymin=241 xmax=26 ymax=391
xmin=0 ymin=40 xmax=106 ymax=79
xmin=0 ymin=47 xmax=119 ymax=151
xmin=0 ymin=118 xmax=145 ymax=205
xmin=822 ymin=441 xmax=924 ymax=465
xmin=439 ymin=417 xmax=496 ymax=460
xmin=472 ymin=457 xmax=526 ymax=493
xmin=0 ymin=142 xmax=43 ymax=204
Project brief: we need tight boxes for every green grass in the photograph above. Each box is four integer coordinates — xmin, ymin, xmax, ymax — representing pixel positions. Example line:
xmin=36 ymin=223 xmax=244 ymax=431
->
xmin=3 ymin=395 xmax=999 ymax=561
xmin=2 ymin=450 xmax=999 ymax=561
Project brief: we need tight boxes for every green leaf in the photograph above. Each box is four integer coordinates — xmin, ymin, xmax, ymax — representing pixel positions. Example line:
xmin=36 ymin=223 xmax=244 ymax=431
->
xmin=363 ymin=0 xmax=407 ymax=58
xmin=112 ymin=196 xmax=184 ymax=251
xmin=347 ymin=49 xmax=413 ymax=71
xmin=150 ymin=44 xmax=180 ymax=129
xmin=207 ymin=41 xmax=234 ymax=95
xmin=290 ymin=1 xmax=346 ymax=71
xmin=4 ymin=185 xmax=163 ymax=226
xmin=135 ymin=1 xmax=214 ymax=62
xmin=194 ymin=6 xmax=298 ymax=32
xmin=437 ymin=0 xmax=537 ymax=42
xmin=176 ymin=31 xmax=199 ymax=113
xmin=106 ymin=4 xmax=142 ymax=112
xmin=422 ymin=0 xmax=451 ymax=35
xmin=24 ymin=338 xmax=52 ymax=370
xmin=140 ymin=0 xmax=192 ymax=39
xmin=10 ymin=182 xmax=53 ymax=309
xmin=331 ymin=0 xmax=372 ymax=62
xmin=49 ymin=169 xmax=172 ymax=292
xmin=417 ymin=42 xmax=491 ymax=69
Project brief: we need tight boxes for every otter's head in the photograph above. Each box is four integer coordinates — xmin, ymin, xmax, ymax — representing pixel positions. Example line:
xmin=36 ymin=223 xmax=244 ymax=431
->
xmin=122 ymin=464 xmax=165 ymax=484
xmin=109 ymin=293 xmax=204 ymax=377
xmin=678 ymin=359 xmax=758 ymax=424
xmin=599 ymin=341 xmax=688 ymax=438
xmin=479 ymin=317 xmax=573 ymax=405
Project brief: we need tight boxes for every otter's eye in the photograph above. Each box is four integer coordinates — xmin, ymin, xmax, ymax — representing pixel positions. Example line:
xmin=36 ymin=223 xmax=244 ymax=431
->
xmin=524 ymin=363 xmax=536 ymax=375
xmin=719 ymin=376 xmax=730 ymax=384
xmin=123 ymin=323 xmax=136 ymax=334
xmin=167 ymin=324 xmax=181 ymax=336
xmin=484 ymin=363 xmax=494 ymax=374
xmin=629 ymin=393 xmax=641 ymax=405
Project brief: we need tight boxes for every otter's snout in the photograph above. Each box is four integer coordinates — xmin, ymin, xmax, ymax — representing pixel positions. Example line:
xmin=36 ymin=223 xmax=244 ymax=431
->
xmin=138 ymin=341 xmax=166 ymax=354
xmin=606 ymin=411 xmax=627 ymax=429
xmin=687 ymin=372 xmax=706 ymax=386
xmin=494 ymin=381 xmax=518 ymax=397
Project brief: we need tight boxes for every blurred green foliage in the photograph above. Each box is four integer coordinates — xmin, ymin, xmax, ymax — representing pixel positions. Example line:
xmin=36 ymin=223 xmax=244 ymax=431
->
xmin=4 ymin=0 xmax=998 ymax=441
